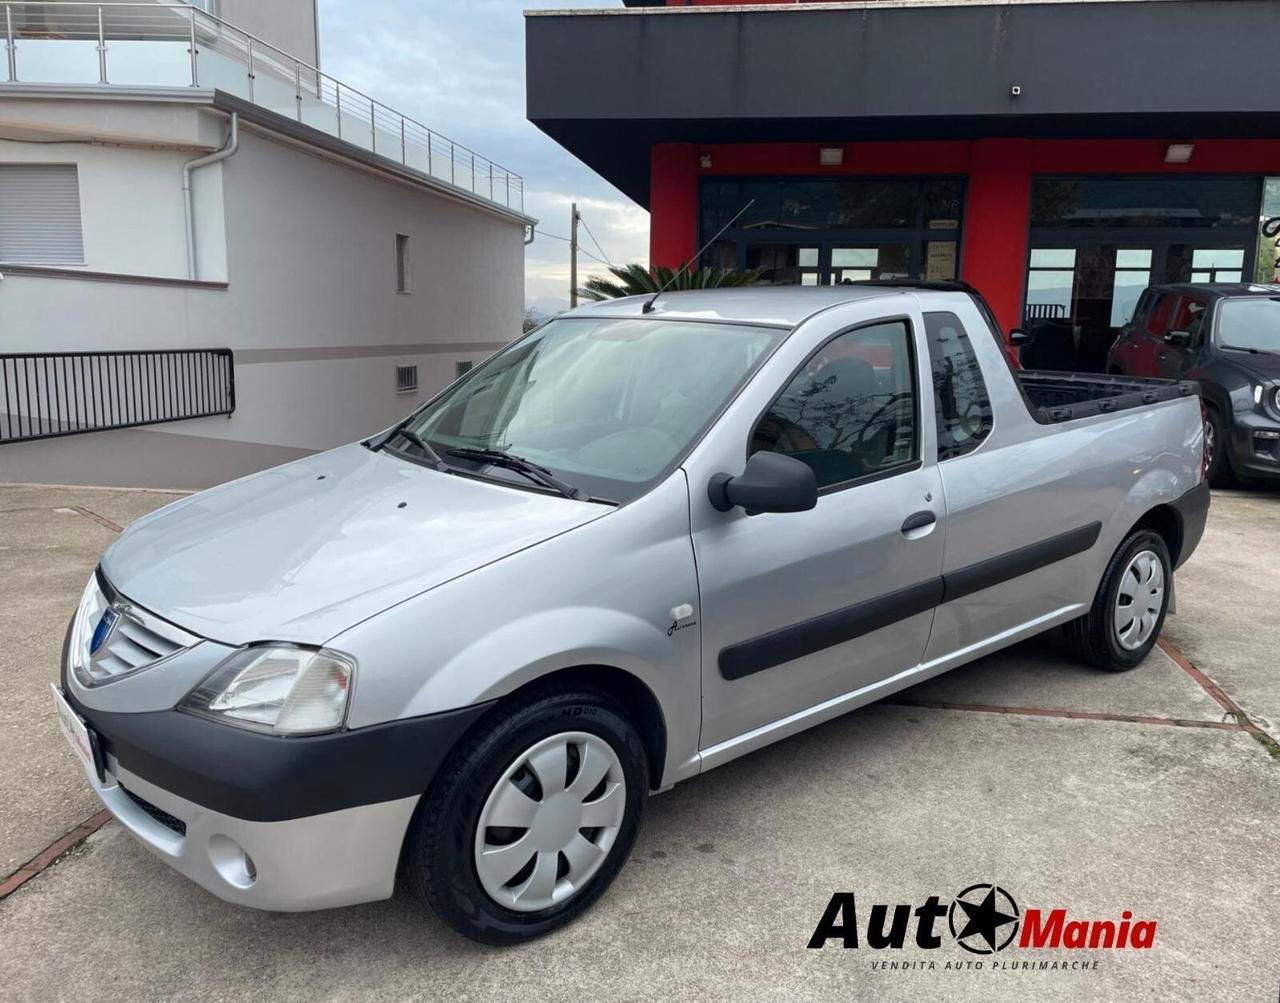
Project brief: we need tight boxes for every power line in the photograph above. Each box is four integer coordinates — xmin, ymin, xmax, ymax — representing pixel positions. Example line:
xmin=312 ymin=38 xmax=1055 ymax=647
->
xmin=577 ymin=215 xmax=614 ymax=267
xmin=537 ymin=230 xmax=610 ymax=267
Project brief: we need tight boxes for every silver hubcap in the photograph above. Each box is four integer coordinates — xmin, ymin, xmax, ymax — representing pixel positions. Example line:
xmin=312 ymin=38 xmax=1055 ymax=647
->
xmin=1204 ymin=418 xmax=1215 ymax=465
xmin=474 ymin=732 xmax=626 ymax=913
xmin=1113 ymin=549 xmax=1165 ymax=651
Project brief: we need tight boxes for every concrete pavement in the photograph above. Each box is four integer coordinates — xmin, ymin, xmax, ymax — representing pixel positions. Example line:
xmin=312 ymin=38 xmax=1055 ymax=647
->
xmin=1 ymin=482 xmax=1277 ymax=1002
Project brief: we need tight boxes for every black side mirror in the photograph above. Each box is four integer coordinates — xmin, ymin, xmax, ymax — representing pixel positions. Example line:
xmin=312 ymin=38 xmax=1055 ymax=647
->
xmin=1164 ymin=329 xmax=1192 ymax=347
xmin=707 ymin=451 xmax=818 ymax=514
xmin=1009 ymin=328 xmax=1033 ymax=347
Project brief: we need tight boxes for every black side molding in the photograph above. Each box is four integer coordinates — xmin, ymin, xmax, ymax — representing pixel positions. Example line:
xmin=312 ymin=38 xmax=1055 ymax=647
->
xmin=719 ymin=521 xmax=1102 ymax=681
xmin=719 ymin=578 xmax=944 ymax=681
xmin=941 ymin=521 xmax=1101 ymax=603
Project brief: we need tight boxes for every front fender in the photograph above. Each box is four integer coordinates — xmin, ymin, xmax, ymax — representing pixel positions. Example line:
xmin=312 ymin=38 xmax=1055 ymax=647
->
xmin=411 ymin=606 xmax=686 ymax=717
xmin=329 ymin=472 xmax=703 ymax=788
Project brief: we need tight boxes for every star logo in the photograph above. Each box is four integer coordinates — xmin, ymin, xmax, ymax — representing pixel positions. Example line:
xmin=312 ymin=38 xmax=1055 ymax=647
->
xmin=948 ymin=883 xmax=1021 ymax=954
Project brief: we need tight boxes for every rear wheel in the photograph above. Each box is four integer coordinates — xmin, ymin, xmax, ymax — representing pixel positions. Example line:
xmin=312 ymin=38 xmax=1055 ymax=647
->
xmin=1065 ymin=529 xmax=1171 ymax=671
xmin=404 ymin=686 xmax=648 ymax=944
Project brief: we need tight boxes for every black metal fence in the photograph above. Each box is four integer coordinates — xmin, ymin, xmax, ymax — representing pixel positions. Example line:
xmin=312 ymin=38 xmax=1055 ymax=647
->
xmin=1025 ymin=303 xmax=1068 ymax=321
xmin=0 ymin=349 xmax=234 ymax=444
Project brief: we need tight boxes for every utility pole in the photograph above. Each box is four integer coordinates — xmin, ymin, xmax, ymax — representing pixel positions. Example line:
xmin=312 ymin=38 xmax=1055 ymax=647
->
xmin=569 ymin=201 xmax=580 ymax=308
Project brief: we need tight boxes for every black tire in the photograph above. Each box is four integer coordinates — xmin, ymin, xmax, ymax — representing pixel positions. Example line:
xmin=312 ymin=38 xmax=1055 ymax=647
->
xmin=404 ymin=685 xmax=648 ymax=945
xmin=1204 ymin=405 xmax=1232 ymax=487
xmin=1064 ymin=529 xmax=1171 ymax=671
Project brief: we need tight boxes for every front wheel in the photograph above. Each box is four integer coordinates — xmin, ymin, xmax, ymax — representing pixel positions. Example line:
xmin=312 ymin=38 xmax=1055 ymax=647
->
xmin=1064 ymin=529 xmax=1171 ymax=671
xmin=1203 ymin=405 xmax=1232 ymax=487
xmin=404 ymin=686 xmax=648 ymax=944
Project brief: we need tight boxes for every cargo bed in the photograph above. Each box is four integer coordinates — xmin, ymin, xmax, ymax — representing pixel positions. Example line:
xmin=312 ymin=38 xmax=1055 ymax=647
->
xmin=1016 ymin=371 xmax=1200 ymax=424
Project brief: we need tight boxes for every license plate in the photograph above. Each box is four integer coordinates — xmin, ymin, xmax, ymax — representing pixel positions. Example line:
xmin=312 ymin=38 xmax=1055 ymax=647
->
xmin=51 ymin=684 xmax=98 ymax=780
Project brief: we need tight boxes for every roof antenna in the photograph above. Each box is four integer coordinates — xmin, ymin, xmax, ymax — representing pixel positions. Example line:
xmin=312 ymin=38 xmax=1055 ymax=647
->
xmin=642 ymin=198 xmax=756 ymax=314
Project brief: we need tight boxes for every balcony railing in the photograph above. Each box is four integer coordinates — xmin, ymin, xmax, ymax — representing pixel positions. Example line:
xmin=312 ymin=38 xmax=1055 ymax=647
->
xmin=0 ymin=2 xmax=525 ymax=212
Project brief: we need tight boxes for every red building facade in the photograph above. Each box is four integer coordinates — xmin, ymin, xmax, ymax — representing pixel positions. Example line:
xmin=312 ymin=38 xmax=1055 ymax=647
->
xmin=529 ymin=1 xmax=1280 ymax=369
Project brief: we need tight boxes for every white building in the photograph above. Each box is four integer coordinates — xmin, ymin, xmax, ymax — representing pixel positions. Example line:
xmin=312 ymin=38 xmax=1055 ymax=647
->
xmin=0 ymin=0 xmax=531 ymax=488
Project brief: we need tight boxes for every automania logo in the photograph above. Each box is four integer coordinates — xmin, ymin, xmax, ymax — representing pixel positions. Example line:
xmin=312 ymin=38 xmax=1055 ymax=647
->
xmin=807 ymin=885 xmax=1157 ymax=954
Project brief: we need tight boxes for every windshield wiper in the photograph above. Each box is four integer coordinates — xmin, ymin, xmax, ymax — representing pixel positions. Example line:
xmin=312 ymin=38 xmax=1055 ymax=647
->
xmin=446 ymin=447 xmax=587 ymax=501
xmin=1221 ymin=344 xmax=1277 ymax=355
xmin=369 ymin=425 xmax=448 ymax=470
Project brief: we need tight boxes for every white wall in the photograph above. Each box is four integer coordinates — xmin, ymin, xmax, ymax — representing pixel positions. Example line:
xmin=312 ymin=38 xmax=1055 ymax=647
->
xmin=0 ymin=119 xmax=528 ymax=487
xmin=0 ymin=138 xmax=226 ymax=280
xmin=216 ymin=0 xmax=320 ymax=69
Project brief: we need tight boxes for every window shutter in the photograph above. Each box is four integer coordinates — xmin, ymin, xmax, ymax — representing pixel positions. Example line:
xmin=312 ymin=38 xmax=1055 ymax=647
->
xmin=0 ymin=164 xmax=85 ymax=265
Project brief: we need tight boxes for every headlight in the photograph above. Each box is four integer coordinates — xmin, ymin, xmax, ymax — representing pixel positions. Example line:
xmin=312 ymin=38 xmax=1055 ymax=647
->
xmin=67 ymin=574 xmax=100 ymax=685
xmin=180 ymin=646 xmax=355 ymax=735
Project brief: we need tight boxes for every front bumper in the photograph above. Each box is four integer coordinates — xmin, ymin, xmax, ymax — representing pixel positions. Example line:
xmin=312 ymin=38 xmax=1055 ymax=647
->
xmin=1227 ymin=411 xmax=1280 ymax=481
xmin=70 ymin=736 xmax=418 ymax=911
xmin=59 ymin=621 xmax=493 ymax=911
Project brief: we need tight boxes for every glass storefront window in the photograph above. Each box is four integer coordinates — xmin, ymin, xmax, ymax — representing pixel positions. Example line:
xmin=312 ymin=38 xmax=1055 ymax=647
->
xmin=1030 ymin=177 xmax=1260 ymax=230
xmin=1026 ymin=249 xmax=1075 ymax=321
xmin=745 ymin=244 xmax=821 ymax=286
xmin=1255 ymin=178 xmax=1280 ymax=283
xmin=1024 ymin=175 xmax=1262 ymax=372
xmin=702 ymin=178 xmax=964 ymax=234
xmin=1111 ymin=249 xmax=1152 ymax=326
xmin=700 ymin=177 xmax=964 ymax=286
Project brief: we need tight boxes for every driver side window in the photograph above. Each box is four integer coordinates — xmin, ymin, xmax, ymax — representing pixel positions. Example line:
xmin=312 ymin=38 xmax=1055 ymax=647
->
xmin=750 ymin=320 xmax=918 ymax=490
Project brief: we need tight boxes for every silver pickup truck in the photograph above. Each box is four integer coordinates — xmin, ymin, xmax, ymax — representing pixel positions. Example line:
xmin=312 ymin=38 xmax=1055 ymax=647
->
xmin=53 ymin=284 xmax=1208 ymax=944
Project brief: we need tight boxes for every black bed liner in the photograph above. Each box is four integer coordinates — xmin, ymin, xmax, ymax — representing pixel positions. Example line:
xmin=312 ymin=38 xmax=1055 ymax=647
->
xmin=1017 ymin=371 xmax=1201 ymax=424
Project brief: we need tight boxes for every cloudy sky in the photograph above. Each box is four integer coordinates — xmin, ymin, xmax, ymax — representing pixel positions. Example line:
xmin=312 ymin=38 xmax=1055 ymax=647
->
xmin=317 ymin=0 xmax=648 ymax=316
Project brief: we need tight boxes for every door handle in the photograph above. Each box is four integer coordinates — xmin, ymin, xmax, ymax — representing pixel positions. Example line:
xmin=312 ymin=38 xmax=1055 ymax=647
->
xmin=901 ymin=511 xmax=937 ymax=536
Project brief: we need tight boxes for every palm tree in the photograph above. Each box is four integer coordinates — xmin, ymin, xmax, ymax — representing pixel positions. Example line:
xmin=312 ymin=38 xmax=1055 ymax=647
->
xmin=578 ymin=262 xmax=763 ymax=302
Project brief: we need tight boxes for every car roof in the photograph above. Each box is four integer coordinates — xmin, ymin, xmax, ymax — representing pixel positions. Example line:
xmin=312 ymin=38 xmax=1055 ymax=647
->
xmin=555 ymin=283 xmax=968 ymax=328
xmin=1146 ymin=282 xmax=1280 ymax=300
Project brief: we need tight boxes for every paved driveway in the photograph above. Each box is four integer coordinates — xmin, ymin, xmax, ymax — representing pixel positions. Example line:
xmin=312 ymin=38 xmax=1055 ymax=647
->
xmin=1 ymin=483 xmax=1277 ymax=1002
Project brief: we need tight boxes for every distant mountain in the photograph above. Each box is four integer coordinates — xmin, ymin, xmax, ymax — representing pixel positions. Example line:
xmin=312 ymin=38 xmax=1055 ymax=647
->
xmin=526 ymin=297 xmax=569 ymax=322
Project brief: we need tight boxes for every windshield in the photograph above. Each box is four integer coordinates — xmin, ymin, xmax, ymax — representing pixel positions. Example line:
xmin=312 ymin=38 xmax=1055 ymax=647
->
xmin=1218 ymin=297 xmax=1280 ymax=353
xmin=400 ymin=316 xmax=785 ymax=502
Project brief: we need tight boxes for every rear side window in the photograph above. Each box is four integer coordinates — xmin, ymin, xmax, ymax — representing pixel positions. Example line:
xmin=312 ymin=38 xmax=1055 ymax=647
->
xmin=751 ymin=320 xmax=918 ymax=490
xmin=923 ymin=312 xmax=993 ymax=461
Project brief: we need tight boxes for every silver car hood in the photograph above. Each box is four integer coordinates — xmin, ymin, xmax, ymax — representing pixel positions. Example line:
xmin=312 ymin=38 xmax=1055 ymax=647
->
xmin=101 ymin=443 xmax=608 ymax=646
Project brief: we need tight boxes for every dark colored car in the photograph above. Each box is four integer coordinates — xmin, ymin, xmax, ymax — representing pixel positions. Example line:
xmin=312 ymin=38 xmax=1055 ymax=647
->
xmin=1107 ymin=283 xmax=1280 ymax=485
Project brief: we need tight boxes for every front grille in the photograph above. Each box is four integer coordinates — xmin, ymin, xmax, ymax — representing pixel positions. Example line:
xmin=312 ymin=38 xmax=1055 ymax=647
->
xmin=121 ymin=785 xmax=187 ymax=837
xmin=71 ymin=573 xmax=198 ymax=686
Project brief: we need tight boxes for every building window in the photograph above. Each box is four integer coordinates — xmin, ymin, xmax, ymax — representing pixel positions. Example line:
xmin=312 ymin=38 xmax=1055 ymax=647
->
xmin=701 ymin=177 xmax=963 ymax=285
xmin=395 ymin=364 xmax=418 ymax=393
xmin=0 ymin=164 xmax=85 ymax=265
xmin=1023 ymin=175 xmax=1261 ymax=372
xmin=456 ymin=360 xmax=473 ymax=379
xmin=395 ymin=233 xmax=410 ymax=293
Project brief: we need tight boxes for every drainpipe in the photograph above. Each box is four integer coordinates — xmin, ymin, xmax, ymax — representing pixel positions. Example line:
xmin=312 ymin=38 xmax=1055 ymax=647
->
xmin=183 ymin=112 xmax=239 ymax=280
xmin=524 ymin=223 xmax=536 ymax=246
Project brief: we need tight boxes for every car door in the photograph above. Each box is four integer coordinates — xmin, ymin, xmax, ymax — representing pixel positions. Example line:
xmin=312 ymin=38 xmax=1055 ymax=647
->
xmin=683 ymin=302 xmax=945 ymax=758
xmin=1117 ymin=291 xmax=1176 ymax=377
xmin=1158 ymin=294 xmax=1209 ymax=381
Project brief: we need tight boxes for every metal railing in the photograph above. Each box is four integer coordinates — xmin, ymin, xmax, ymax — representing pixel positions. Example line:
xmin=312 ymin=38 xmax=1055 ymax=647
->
xmin=0 ymin=348 xmax=234 ymax=444
xmin=1024 ymin=303 xmax=1068 ymax=321
xmin=0 ymin=2 xmax=524 ymax=212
